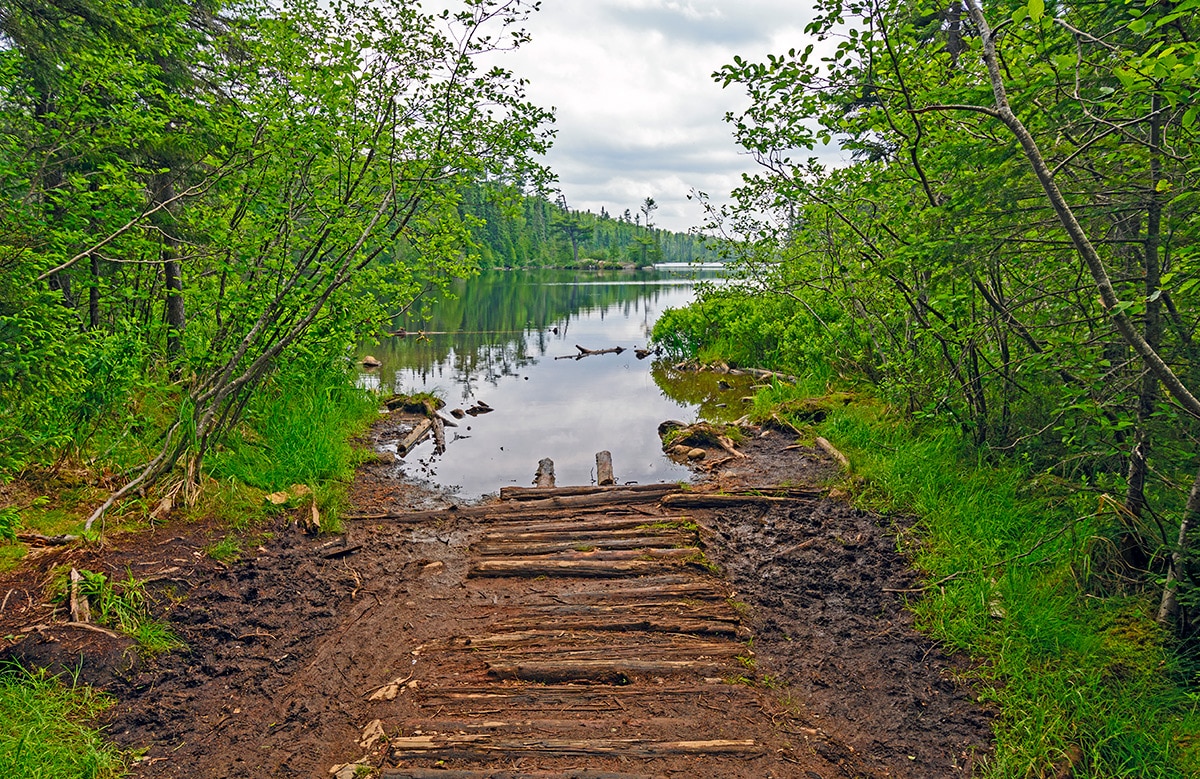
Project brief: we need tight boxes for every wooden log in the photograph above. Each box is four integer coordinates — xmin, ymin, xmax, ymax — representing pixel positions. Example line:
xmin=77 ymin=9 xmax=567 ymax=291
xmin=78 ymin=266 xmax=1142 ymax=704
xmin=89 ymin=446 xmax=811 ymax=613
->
xmin=389 ymin=734 xmax=760 ymax=759
xmin=473 ymin=535 xmax=687 ymax=556
xmin=68 ymin=569 xmax=90 ymax=624
xmin=533 ymin=457 xmax=555 ymax=488
xmin=816 ymin=436 xmax=851 ymax=469
xmin=487 ymin=658 xmax=726 ymax=684
xmin=482 ymin=516 xmax=686 ymax=538
xmin=347 ymin=489 xmax=672 ymax=522
xmin=661 ymin=493 xmax=818 ymax=509
xmin=469 ymin=558 xmax=671 ymax=578
xmin=596 ymin=450 xmax=615 ymax=486
xmin=499 ymin=483 xmax=677 ymax=501
xmin=17 ymin=532 xmax=78 ymax=546
xmin=431 ymin=415 xmax=446 ymax=455
xmin=397 ymin=418 xmax=434 ymax=456
xmin=575 ymin=344 xmax=626 ymax=357
xmin=544 ymin=581 xmax=729 ymax=602
xmin=384 ymin=764 xmax=659 ymax=779
xmin=495 ymin=614 xmax=744 ymax=637
xmin=481 ymin=525 xmax=690 ymax=543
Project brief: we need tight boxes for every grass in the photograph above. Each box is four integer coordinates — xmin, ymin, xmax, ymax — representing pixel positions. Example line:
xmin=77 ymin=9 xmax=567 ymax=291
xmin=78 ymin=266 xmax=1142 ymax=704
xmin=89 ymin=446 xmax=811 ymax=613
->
xmin=0 ymin=663 xmax=127 ymax=778
xmin=761 ymin=381 xmax=1200 ymax=778
xmin=57 ymin=568 xmax=184 ymax=658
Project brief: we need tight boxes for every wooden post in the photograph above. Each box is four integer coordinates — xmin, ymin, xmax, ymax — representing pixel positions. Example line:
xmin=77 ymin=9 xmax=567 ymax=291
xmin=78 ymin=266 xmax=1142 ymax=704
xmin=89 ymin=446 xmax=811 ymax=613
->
xmin=596 ymin=451 xmax=615 ymax=486
xmin=534 ymin=458 xmax=556 ymax=488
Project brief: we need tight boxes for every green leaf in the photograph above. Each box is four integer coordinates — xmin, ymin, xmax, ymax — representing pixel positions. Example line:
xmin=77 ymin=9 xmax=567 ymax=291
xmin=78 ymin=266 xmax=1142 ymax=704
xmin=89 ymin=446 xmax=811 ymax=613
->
xmin=1028 ymin=0 xmax=1045 ymax=22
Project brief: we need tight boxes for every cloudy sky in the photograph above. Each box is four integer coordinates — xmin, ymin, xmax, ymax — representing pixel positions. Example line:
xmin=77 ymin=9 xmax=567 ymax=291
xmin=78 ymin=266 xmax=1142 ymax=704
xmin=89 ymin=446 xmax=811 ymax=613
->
xmin=455 ymin=1 xmax=842 ymax=233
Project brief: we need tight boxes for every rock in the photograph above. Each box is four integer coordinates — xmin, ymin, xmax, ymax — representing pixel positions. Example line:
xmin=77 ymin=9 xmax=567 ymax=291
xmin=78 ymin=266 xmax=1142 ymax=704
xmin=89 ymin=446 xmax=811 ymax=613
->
xmin=658 ymin=420 xmax=686 ymax=437
xmin=360 ymin=719 xmax=386 ymax=749
xmin=361 ymin=355 xmax=382 ymax=368
xmin=450 ymin=408 xmax=466 ymax=419
xmin=422 ymin=561 xmax=444 ymax=573
xmin=687 ymin=448 xmax=706 ymax=460
xmin=670 ymin=444 xmax=691 ymax=457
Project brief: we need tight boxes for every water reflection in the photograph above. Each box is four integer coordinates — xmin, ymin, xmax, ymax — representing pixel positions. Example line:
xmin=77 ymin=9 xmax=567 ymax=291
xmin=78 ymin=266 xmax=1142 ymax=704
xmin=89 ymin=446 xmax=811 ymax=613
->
xmin=359 ymin=267 xmax=726 ymax=497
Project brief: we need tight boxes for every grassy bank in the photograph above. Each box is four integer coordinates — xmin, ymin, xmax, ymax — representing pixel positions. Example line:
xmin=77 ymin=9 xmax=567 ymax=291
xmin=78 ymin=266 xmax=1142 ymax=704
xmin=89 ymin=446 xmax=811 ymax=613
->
xmin=742 ymin=377 xmax=1199 ymax=776
xmin=0 ymin=358 xmax=380 ymax=777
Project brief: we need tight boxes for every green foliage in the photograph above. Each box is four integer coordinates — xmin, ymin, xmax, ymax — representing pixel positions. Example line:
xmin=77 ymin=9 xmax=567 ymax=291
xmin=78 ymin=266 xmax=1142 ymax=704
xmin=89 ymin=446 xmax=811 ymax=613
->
xmin=0 ymin=663 xmax=126 ymax=778
xmin=761 ymin=382 xmax=1200 ymax=776
xmin=205 ymin=534 xmax=241 ymax=563
xmin=65 ymin=569 xmax=184 ymax=657
xmin=210 ymin=358 xmax=377 ymax=493
xmin=0 ymin=507 xmax=19 ymax=543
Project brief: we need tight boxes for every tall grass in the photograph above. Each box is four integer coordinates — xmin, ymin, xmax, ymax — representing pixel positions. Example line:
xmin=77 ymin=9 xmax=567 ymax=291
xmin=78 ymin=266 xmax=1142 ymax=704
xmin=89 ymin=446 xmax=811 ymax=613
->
xmin=762 ymin=385 xmax=1200 ymax=777
xmin=0 ymin=663 xmax=126 ymax=778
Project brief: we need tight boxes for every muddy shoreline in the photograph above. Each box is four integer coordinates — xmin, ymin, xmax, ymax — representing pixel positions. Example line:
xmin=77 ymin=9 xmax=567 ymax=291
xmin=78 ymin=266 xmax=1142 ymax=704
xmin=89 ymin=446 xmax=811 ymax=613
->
xmin=0 ymin=413 xmax=993 ymax=777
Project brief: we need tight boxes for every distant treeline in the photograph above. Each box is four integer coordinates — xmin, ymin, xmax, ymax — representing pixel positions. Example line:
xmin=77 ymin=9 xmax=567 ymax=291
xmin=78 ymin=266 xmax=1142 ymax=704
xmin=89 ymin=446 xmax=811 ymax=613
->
xmin=460 ymin=187 xmax=717 ymax=268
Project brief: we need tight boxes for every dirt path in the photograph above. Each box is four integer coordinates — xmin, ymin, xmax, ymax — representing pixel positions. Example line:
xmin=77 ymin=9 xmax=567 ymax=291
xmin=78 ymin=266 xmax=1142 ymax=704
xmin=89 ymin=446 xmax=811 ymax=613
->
xmin=0 ymin=416 xmax=992 ymax=777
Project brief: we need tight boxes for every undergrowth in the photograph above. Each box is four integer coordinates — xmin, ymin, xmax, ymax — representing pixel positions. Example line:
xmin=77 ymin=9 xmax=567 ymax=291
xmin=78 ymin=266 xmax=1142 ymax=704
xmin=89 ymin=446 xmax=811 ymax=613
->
xmin=762 ymin=380 xmax=1200 ymax=777
xmin=0 ymin=662 xmax=126 ymax=778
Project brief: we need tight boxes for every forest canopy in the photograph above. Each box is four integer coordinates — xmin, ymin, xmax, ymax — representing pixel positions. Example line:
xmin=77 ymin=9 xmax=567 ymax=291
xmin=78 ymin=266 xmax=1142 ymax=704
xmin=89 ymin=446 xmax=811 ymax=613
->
xmin=0 ymin=0 xmax=553 ymax=518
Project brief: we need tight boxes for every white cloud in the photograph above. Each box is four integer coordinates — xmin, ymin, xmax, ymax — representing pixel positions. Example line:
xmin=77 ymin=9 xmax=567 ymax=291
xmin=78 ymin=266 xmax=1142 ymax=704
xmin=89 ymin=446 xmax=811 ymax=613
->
xmin=428 ymin=1 xmax=841 ymax=232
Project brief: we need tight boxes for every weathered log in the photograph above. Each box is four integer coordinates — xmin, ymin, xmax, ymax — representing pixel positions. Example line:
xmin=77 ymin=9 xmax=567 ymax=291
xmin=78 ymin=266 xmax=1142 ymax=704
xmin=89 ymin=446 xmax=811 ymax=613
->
xmin=661 ymin=493 xmax=818 ymax=509
xmin=382 ymin=769 xmax=659 ymax=779
xmin=347 ymin=488 xmax=674 ymax=523
xmin=432 ymin=415 xmax=446 ymax=455
xmin=533 ymin=457 xmax=555 ymax=488
xmin=481 ymin=516 xmax=687 ymax=539
xmin=397 ymin=418 xmax=433 ymax=456
xmin=816 ymin=436 xmax=851 ymax=469
xmin=389 ymin=734 xmax=760 ymax=758
xmin=596 ymin=450 xmax=615 ymax=486
xmin=68 ymin=569 xmax=90 ymax=624
xmin=473 ymin=535 xmax=687 ymax=556
xmin=469 ymin=558 xmax=671 ymax=578
xmin=576 ymin=344 xmax=626 ymax=356
xmin=17 ymin=532 xmax=78 ymax=546
xmin=487 ymin=658 xmax=726 ymax=684
xmin=499 ymin=482 xmax=677 ymax=501
xmin=494 ymin=613 xmax=743 ymax=637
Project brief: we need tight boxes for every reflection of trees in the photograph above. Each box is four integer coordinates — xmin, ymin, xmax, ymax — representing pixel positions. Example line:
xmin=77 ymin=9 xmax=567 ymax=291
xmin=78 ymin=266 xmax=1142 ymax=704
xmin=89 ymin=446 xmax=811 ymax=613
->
xmin=371 ymin=269 xmax=721 ymax=393
xmin=650 ymin=362 xmax=754 ymax=424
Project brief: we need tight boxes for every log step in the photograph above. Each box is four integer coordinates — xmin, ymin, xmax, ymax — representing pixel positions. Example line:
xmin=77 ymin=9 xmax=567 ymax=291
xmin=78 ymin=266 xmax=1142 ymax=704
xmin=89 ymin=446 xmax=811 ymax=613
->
xmin=486 ymin=658 xmax=733 ymax=684
xmin=435 ymin=630 xmax=746 ymax=654
xmin=469 ymin=559 xmax=695 ymax=578
xmin=494 ymin=615 xmax=745 ymax=638
xmin=389 ymin=735 xmax=762 ymax=759
xmin=384 ymin=770 xmax=659 ymax=779
xmin=473 ymin=535 xmax=690 ymax=555
xmin=480 ymin=525 xmax=693 ymax=543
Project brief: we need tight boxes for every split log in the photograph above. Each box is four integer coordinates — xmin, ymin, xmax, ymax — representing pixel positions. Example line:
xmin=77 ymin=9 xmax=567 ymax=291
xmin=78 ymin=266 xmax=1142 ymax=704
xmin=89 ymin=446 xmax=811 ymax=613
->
xmin=346 ymin=488 xmax=674 ymax=522
xmin=487 ymin=658 xmax=726 ymax=684
xmin=596 ymin=450 xmax=615 ymax=486
xmin=469 ymin=558 xmax=672 ymax=578
xmin=382 ymin=769 xmax=659 ymax=779
xmin=499 ymin=483 xmax=676 ymax=501
xmin=533 ymin=457 xmax=555 ymax=488
xmin=661 ymin=493 xmax=818 ymax=509
xmin=815 ymin=436 xmax=851 ymax=469
xmin=494 ymin=614 xmax=744 ymax=637
xmin=388 ymin=734 xmax=760 ymax=759
xmin=473 ymin=535 xmax=687 ymax=556
xmin=482 ymin=515 xmax=687 ymax=538
xmin=397 ymin=418 xmax=433 ymax=456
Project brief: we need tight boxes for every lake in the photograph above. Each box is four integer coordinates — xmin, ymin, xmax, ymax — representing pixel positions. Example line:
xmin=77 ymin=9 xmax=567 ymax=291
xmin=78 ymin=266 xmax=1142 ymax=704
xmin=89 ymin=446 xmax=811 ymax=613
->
xmin=358 ymin=266 xmax=752 ymax=498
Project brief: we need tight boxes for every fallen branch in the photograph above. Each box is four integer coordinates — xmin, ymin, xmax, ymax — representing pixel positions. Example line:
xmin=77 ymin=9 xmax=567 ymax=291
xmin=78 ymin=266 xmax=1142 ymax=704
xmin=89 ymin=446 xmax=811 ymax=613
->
xmin=815 ymin=437 xmax=850 ymax=470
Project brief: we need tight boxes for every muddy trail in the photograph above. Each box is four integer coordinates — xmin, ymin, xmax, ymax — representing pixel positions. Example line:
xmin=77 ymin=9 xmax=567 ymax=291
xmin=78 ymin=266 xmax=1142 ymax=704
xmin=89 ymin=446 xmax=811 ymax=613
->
xmin=0 ymin=414 xmax=992 ymax=777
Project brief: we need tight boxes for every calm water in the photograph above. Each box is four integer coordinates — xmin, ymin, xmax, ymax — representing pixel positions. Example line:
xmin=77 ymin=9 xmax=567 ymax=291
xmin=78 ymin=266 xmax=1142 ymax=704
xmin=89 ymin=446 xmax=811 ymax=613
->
xmin=358 ymin=266 xmax=750 ymax=498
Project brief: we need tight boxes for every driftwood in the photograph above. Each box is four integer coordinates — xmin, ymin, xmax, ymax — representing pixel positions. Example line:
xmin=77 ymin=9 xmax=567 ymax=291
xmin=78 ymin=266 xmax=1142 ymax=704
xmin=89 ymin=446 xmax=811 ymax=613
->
xmin=388 ymin=734 xmax=760 ymax=758
xmin=397 ymin=418 xmax=433 ymax=456
xmin=596 ymin=450 xmax=615 ymax=486
xmin=815 ymin=436 xmax=850 ymax=469
xmin=498 ymin=483 xmax=676 ymax=501
xmin=534 ymin=458 xmax=555 ymax=488
xmin=555 ymin=344 xmax=627 ymax=361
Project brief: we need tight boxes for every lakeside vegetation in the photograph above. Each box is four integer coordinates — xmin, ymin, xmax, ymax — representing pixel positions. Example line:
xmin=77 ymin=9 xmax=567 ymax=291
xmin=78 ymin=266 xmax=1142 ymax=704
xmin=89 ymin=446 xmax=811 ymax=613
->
xmin=653 ymin=0 xmax=1200 ymax=775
